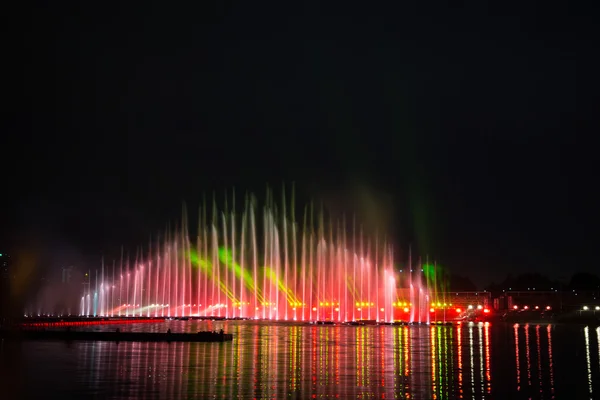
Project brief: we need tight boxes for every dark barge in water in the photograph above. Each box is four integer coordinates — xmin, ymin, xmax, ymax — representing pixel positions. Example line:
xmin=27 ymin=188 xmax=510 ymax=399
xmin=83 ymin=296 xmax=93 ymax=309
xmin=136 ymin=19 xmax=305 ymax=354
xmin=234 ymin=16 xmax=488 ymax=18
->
xmin=0 ymin=329 xmax=233 ymax=343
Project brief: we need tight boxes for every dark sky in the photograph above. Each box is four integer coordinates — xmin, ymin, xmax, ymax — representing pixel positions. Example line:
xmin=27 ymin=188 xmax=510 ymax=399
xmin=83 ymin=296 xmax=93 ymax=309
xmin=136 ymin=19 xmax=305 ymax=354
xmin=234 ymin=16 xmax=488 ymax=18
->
xmin=4 ymin=2 xmax=599 ymax=286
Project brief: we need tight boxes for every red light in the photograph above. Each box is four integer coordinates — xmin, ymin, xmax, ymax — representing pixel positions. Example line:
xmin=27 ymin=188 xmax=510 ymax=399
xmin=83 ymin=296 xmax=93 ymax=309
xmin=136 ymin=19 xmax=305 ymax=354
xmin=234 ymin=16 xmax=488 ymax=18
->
xmin=455 ymin=308 xmax=462 ymax=313
xmin=483 ymin=308 xmax=490 ymax=313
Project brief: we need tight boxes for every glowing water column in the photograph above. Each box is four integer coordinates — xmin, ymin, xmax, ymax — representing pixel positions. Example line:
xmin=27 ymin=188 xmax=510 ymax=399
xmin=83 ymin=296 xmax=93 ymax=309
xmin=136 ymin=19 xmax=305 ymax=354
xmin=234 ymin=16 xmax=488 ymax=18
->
xmin=76 ymin=188 xmax=437 ymax=321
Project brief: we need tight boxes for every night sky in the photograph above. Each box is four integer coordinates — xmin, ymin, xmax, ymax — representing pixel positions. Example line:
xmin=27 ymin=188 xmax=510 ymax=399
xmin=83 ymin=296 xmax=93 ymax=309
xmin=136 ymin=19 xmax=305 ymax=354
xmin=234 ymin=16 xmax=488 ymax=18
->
xmin=4 ymin=3 xmax=599 ymax=286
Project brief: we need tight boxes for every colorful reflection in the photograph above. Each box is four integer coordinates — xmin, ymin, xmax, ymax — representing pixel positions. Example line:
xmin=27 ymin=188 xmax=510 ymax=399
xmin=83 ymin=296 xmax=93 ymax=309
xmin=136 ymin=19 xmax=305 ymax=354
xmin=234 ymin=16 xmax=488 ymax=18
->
xmin=584 ymin=326 xmax=592 ymax=397
xmin=55 ymin=322 xmax=504 ymax=399
xmin=7 ymin=321 xmax=600 ymax=399
xmin=512 ymin=323 xmax=556 ymax=398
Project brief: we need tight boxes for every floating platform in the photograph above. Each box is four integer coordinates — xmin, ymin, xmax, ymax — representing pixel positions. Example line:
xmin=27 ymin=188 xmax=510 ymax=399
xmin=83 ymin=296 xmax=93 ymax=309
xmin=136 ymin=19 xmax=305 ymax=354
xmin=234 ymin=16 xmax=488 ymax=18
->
xmin=14 ymin=317 xmax=165 ymax=329
xmin=0 ymin=330 xmax=233 ymax=343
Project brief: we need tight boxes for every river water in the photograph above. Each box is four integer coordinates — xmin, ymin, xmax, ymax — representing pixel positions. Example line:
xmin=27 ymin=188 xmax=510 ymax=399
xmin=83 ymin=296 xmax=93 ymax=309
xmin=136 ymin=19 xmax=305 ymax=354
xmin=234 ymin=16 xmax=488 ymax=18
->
xmin=1 ymin=321 xmax=599 ymax=399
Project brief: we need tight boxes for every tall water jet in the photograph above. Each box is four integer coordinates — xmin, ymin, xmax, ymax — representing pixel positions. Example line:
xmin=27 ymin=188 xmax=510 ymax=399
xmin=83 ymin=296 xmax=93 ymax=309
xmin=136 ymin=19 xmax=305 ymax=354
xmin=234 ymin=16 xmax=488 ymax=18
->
xmin=73 ymin=187 xmax=437 ymax=323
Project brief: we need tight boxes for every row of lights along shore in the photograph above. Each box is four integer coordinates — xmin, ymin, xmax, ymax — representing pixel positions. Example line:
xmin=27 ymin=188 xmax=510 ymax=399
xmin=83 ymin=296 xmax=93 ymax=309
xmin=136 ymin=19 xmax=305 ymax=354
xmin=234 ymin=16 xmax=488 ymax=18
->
xmin=512 ymin=305 xmax=600 ymax=311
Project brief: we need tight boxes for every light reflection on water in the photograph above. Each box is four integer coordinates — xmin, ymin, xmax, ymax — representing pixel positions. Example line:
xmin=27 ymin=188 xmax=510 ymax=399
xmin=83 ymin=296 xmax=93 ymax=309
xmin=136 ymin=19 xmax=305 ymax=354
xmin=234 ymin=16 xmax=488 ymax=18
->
xmin=1 ymin=321 xmax=599 ymax=399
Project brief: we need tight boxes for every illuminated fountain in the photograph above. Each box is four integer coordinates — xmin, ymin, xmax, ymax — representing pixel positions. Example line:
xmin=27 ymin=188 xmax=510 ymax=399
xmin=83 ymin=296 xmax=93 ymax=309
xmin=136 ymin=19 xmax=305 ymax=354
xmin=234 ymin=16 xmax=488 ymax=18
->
xmin=76 ymin=188 xmax=438 ymax=323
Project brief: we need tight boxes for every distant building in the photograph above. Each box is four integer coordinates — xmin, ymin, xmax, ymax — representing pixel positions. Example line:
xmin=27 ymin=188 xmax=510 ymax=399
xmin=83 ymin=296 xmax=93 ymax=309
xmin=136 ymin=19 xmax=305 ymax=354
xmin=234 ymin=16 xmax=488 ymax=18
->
xmin=494 ymin=291 xmax=560 ymax=311
xmin=492 ymin=289 xmax=599 ymax=312
xmin=1 ymin=253 xmax=8 ymax=274
xmin=0 ymin=252 xmax=12 ymax=317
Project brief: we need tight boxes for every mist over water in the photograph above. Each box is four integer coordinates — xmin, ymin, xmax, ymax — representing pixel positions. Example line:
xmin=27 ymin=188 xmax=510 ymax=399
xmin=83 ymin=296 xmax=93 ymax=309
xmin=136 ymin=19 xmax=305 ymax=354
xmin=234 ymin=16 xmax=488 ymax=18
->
xmin=1 ymin=321 xmax=599 ymax=399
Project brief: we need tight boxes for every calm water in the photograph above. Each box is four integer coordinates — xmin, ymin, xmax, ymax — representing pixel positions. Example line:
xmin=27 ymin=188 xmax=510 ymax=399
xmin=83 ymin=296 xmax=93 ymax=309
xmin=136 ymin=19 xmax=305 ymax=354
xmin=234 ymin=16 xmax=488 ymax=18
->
xmin=1 ymin=321 xmax=599 ymax=399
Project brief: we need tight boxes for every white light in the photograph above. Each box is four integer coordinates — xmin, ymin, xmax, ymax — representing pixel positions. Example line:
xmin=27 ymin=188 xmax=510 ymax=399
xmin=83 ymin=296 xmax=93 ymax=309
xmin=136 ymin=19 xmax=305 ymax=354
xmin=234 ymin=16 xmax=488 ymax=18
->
xmin=583 ymin=306 xmax=589 ymax=311
xmin=477 ymin=305 xmax=483 ymax=310
xmin=468 ymin=305 xmax=473 ymax=310
xmin=595 ymin=306 xmax=600 ymax=311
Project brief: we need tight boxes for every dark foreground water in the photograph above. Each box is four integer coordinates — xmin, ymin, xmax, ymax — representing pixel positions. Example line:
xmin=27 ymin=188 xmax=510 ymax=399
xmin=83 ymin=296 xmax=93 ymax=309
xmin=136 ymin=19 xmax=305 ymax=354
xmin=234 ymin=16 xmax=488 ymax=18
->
xmin=1 ymin=321 xmax=599 ymax=399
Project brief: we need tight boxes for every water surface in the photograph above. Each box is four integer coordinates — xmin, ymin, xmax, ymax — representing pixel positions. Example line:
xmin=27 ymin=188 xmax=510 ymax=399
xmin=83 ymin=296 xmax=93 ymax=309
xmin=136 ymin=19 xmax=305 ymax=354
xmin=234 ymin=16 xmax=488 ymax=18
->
xmin=1 ymin=321 xmax=599 ymax=399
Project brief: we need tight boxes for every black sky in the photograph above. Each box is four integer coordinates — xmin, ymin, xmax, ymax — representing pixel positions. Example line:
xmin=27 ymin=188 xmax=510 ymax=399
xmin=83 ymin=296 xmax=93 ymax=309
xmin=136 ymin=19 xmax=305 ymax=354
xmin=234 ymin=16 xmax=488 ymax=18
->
xmin=4 ymin=2 xmax=599 ymax=286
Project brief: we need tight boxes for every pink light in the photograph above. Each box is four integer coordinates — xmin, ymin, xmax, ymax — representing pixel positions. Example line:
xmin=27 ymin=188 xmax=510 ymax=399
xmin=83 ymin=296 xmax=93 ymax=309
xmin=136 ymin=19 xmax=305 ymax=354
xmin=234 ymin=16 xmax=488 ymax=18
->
xmin=513 ymin=305 xmax=518 ymax=310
